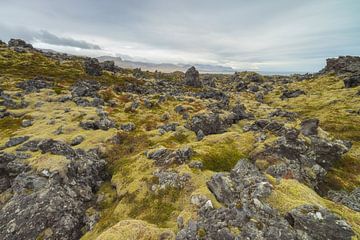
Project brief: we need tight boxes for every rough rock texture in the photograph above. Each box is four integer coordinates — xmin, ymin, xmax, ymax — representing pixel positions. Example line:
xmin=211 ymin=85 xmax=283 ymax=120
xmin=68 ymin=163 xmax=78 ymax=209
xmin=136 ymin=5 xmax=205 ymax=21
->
xmin=184 ymin=66 xmax=202 ymax=87
xmin=16 ymin=78 xmax=54 ymax=93
xmin=8 ymin=39 xmax=33 ymax=49
xmin=147 ymin=147 xmax=192 ymax=166
xmin=344 ymin=75 xmax=360 ymax=88
xmin=300 ymin=118 xmax=319 ymax=136
xmin=71 ymin=80 xmax=101 ymax=98
xmin=280 ymin=89 xmax=305 ymax=99
xmin=0 ymin=145 xmax=107 ymax=240
xmin=178 ymin=160 xmax=355 ymax=240
xmin=185 ymin=112 xmax=228 ymax=135
xmin=285 ymin=205 xmax=354 ymax=239
xmin=84 ymin=58 xmax=102 ymax=76
xmin=322 ymin=56 xmax=360 ymax=74
xmin=328 ymin=188 xmax=360 ymax=212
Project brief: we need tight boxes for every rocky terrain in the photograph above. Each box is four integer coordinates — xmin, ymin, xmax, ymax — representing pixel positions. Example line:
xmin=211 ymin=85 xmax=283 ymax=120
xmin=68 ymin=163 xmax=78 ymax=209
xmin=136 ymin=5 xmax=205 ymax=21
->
xmin=0 ymin=39 xmax=359 ymax=240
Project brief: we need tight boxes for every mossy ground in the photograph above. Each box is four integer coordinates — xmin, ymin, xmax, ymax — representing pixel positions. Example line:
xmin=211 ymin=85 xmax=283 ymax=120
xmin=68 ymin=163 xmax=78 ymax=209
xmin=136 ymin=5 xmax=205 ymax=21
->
xmin=1 ymin=46 xmax=359 ymax=239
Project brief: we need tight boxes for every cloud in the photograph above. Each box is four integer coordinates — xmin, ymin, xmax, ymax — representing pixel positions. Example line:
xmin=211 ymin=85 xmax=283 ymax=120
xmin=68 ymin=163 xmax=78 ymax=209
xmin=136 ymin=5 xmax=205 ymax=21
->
xmin=0 ymin=0 xmax=359 ymax=72
xmin=34 ymin=30 xmax=101 ymax=50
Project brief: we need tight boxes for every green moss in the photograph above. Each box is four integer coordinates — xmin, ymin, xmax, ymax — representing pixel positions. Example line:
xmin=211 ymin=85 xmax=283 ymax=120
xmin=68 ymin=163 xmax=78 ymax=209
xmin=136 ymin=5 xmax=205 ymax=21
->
xmin=125 ymin=188 xmax=180 ymax=227
xmin=0 ymin=117 xmax=22 ymax=138
xmin=201 ymin=143 xmax=245 ymax=172
xmin=267 ymin=179 xmax=360 ymax=237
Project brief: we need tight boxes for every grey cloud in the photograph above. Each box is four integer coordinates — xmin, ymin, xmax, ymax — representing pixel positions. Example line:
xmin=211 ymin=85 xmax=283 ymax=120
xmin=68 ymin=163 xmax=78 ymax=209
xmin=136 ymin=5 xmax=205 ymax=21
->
xmin=0 ymin=0 xmax=360 ymax=72
xmin=34 ymin=30 xmax=101 ymax=50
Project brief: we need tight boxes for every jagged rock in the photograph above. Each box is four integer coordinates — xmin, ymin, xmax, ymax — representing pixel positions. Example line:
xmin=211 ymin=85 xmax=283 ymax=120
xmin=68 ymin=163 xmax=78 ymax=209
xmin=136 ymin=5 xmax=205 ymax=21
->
xmin=0 ymin=148 xmax=107 ymax=240
xmin=285 ymin=205 xmax=354 ymax=239
xmin=344 ymin=75 xmax=360 ymax=88
xmin=16 ymin=77 xmax=53 ymax=93
xmin=255 ymin=92 xmax=264 ymax=103
xmin=5 ymin=136 xmax=30 ymax=148
xmin=71 ymin=80 xmax=101 ymax=98
xmin=269 ymin=108 xmax=297 ymax=121
xmin=196 ymin=129 xmax=205 ymax=141
xmin=322 ymin=56 xmax=360 ymax=74
xmin=120 ymin=122 xmax=136 ymax=132
xmin=244 ymin=119 xmax=284 ymax=135
xmin=147 ymin=146 xmax=192 ymax=166
xmin=231 ymin=103 xmax=251 ymax=121
xmin=188 ymin=161 xmax=203 ymax=169
xmin=185 ymin=112 xmax=228 ymax=135
xmin=84 ymin=58 xmax=102 ymax=76
xmin=152 ymin=170 xmax=191 ymax=191
xmin=71 ymin=135 xmax=85 ymax=146
xmin=124 ymin=101 xmax=139 ymax=112
xmin=280 ymin=89 xmax=305 ymax=99
xmin=99 ymin=60 xmax=116 ymax=72
xmin=16 ymin=140 xmax=41 ymax=152
xmin=80 ymin=115 xmax=115 ymax=131
xmin=260 ymin=131 xmax=350 ymax=190
xmin=328 ymin=188 xmax=360 ymax=212
xmin=38 ymin=139 xmax=77 ymax=159
xmin=184 ymin=66 xmax=202 ymax=87
xmin=159 ymin=122 xmax=178 ymax=132
xmin=8 ymin=39 xmax=33 ymax=49
xmin=300 ymin=118 xmax=319 ymax=136
xmin=202 ymin=76 xmax=216 ymax=87
xmin=178 ymin=160 xmax=299 ymax=240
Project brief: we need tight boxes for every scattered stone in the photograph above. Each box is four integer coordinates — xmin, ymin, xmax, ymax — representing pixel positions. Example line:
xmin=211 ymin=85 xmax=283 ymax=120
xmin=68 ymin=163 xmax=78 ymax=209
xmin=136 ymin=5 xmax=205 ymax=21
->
xmin=71 ymin=80 xmax=101 ymax=98
xmin=280 ymin=89 xmax=305 ymax=99
xmin=152 ymin=170 xmax=191 ymax=191
xmin=5 ymin=136 xmax=30 ymax=148
xmin=16 ymin=78 xmax=53 ymax=93
xmin=99 ymin=60 xmax=116 ymax=72
xmin=71 ymin=135 xmax=85 ymax=146
xmin=38 ymin=139 xmax=76 ymax=159
xmin=120 ymin=122 xmax=136 ymax=132
xmin=21 ymin=119 xmax=33 ymax=127
xmin=300 ymin=118 xmax=319 ymax=136
xmin=196 ymin=129 xmax=205 ymax=141
xmin=186 ymin=112 xmax=227 ymax=135
xmin=147 ymin=146 xmax=192 ymax=166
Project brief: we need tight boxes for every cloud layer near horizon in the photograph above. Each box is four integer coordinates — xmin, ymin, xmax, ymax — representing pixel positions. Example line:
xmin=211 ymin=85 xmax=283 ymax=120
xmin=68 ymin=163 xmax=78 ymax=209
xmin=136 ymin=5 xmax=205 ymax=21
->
xmin=0 ymin=0 xmax=359 ymax=72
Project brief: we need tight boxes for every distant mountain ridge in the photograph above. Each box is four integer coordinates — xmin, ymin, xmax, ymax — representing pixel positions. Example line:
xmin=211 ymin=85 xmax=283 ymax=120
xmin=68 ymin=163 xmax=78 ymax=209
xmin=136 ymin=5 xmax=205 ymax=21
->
xmin=97 ymin=56 xmax=235 ymax=73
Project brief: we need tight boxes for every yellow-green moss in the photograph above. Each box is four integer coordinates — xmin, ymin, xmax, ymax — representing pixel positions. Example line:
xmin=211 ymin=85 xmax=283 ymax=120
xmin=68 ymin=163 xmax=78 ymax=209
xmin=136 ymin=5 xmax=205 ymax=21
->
xmin=267 ymin=179 xmax=360 ymax=237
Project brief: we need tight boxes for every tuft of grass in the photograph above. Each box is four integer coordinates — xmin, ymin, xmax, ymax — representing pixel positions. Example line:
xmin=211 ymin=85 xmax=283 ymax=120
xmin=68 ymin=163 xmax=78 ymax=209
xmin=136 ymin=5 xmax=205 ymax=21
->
xmin=0 ymin=117 xmax=22 ymax=139
xmin=201 ymin=143 xmax=245 ymax=172
xmin=125 ymin=188 xmax=180 ymax=227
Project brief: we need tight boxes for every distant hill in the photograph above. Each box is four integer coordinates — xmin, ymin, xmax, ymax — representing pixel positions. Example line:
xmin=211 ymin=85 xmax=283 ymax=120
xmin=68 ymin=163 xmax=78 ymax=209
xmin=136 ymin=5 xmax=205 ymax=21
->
xmin=97 ymin=56 xmax=235 ymax=73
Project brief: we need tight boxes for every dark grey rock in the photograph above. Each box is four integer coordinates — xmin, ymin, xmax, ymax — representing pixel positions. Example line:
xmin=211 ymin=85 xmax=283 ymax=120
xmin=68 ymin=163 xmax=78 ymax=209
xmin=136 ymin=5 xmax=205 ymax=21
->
xmin=285 ymin=205 xmax=354 ymax=240
xmin=71 ymin=80 xmax=101 ymax=98
xmin=328 ymin=188 xmax=360 ymax=212
xmin=344 ymin=75 xmax=360 ymax=88
xmin=300 ymin=118 xmax=319 ymax=136
xmin=16 ymin=78 xmax=53 ymax=93
xmin=84 ymin=58 xmax=102 ymax=76
xmin=147 ymin=146 xmax=192 ymax=166
xmin=5 ymin=136 xmax=30 ymax=148
xmin=280 ymin=89 xmax=305 ymax=99
xmin=120 ymin=122 xmax=136 ymax=132
xmin=184 ymin=66 xmax=202 ymax=87
xmin=71 ymin=136 xmax=85 ymax=146
xmin=8 ymin=39 xmax=33 ymax=49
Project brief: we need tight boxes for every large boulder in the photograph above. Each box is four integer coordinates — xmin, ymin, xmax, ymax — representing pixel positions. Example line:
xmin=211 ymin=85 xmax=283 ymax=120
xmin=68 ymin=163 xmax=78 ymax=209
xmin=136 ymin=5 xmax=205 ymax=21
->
xmin=280 ymin=89 xmax=305 ymax=99
xmin=285 ymin=205 xmax=354 ymax=239
xmin=322 ymin=56 xmax=360 ymax=74
xmin=84 ymin=58 xmax=102 ymax=76
xmin=71 ymin=80 xmax=101 ymax=98
xmin=344 ymin=75 xmax=360 ymax=88
xmin=184 ymin=66 xmax=202 ymax=87
xmin=8 ymin=39 xmax=33 ymax=49
xmin=185 ymin=112 xmax=227 ymax=135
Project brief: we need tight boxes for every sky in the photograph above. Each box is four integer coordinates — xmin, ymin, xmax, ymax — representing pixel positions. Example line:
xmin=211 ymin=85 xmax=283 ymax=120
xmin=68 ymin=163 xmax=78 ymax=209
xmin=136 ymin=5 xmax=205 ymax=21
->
xmin=0 ymin=0 xmax=359 ymax=72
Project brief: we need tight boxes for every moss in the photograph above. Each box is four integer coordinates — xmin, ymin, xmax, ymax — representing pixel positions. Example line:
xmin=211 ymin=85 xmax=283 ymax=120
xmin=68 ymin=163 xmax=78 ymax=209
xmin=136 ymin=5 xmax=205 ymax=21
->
xmin=93 ymin=220 xmax=175 ymax=240
xmin=201 ymin=143 xmax=245 ymax=172
xmin=126 ymin=188 xmax=181 ymax=227
xmin=267 ymin=179 xmax=360 ymax=237
xmin=0 ymin=117 xmax=22 ymax=138
xmin=197 ymin=228 xmax=206 ymax=238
